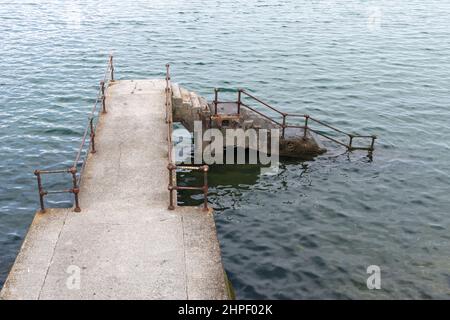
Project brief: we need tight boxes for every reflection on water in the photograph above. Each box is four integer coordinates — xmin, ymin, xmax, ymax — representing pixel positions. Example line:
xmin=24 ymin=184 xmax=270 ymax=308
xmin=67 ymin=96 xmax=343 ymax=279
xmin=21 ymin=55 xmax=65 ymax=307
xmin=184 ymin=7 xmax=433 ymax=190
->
xmin=178 ymin=150 xmax=450 ymax=299
xmin=1 ymin=0 xmax=450 ymax=299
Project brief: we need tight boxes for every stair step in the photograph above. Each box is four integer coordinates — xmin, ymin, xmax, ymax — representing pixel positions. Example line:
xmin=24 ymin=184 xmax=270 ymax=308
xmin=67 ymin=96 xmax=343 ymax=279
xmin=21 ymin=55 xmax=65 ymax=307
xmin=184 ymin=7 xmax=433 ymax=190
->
xmin=190 ymin=92 xmax=202 ymax=121
xmin=198 ymin=96 xmax=210 ymax=112
xmin=180 ymin=87 xmax=191 ymax=106
xmin=243 ymin=120 xmax=254 ymax=130
xmin=171 ymin=83 xmax=182 ymax=102
xmin=190 ymin=92 xmax=201 ymax=110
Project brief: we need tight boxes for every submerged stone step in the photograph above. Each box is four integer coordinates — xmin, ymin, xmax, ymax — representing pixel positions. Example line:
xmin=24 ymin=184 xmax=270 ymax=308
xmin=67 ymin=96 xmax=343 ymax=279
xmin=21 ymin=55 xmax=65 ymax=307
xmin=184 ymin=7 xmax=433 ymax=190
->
xmin=190 ymin=92 xmax=202 ymax=121
xmin=172 ymin=83 xmax=182 ymax=104
xmin=172 ymin=85 xmax=328 ymax=158
xmin=243 ymin=119 xmax=254 ymax=130
xmin=198 ymin=96 xmax=210 ymax=112
xmin=190 ymin=92 xmax=201 ymax=110
xmin=180 ymin=87 xmax=191 ymax=107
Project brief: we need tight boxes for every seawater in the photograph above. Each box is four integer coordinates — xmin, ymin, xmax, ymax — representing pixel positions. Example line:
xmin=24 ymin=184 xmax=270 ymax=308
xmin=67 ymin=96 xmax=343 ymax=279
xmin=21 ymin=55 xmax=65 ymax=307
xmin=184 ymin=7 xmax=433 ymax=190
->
xmin=1 ymin=0 xmax=449 ymax=299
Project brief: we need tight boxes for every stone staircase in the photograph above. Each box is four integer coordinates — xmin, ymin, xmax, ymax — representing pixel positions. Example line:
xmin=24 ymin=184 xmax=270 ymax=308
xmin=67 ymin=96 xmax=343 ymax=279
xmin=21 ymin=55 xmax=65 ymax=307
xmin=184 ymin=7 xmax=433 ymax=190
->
xmin=172 ymin=83 xmax=210 ymax=132
xmin=170 ymin=83 xmax=326 ymax=159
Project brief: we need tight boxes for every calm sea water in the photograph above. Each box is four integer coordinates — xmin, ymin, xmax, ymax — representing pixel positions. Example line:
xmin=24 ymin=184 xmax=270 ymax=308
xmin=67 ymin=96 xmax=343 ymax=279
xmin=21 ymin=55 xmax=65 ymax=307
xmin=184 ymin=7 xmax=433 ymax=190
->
xmin=1 ymin=0 xmax=449 ymax=299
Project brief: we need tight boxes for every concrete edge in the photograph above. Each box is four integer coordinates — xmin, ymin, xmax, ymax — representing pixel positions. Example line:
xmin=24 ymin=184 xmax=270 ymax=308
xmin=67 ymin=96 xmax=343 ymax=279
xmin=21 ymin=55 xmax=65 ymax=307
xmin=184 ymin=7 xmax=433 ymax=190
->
xmin=0 ymin=208 xmax=69 ymax=300
xmin=178 ymin=207 xmax=230 ymax=300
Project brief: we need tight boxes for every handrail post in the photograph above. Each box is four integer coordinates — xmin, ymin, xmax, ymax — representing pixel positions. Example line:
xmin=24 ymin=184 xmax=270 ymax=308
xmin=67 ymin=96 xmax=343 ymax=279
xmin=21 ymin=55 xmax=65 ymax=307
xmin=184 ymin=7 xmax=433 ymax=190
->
xmin=165 ymin=90 xmax=168 ymax=124
xmin=348 ymin=134 xmax=353 ymax=151
xmin=202 ymin=165 xmax=209 ymax=212
xmin=166 ymin=63 xmax=170 ymax=82
xmin=165 ymin=64 xmax=171 ymax=124
xmin=304 ymin=115 xmax=309 ymax=138
xmin=369 ymin=135 xmax=377 ymax=155
xmin=214 ymin=88 xmax=218 ymax=115
xmin=282 ymin=114 xmax=286 ymax=139
xmin=70 ymin=167 xmax=81 ymax=212
xmin=110 ymin=55 xmax=114 ymax=81
xmin=34 ymin=170 xmax=46 ymax=213
xmin=100 ymin=81 xmax=106 ymax=114
xmin=168 ymin=164 xmax=175 ymax=210
xmin=237 ymin=89 xmax=242 ymax=115
xmin=370 ymin=136 xmax=376 ymax=150
xmin=89 ymin=117 xmax=96 ymax=153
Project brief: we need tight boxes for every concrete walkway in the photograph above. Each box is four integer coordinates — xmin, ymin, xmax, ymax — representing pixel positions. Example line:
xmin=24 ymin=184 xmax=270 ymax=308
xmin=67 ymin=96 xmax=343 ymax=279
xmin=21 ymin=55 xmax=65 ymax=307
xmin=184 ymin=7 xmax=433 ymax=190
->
xmin=1 ymin=80 xmax=228 ymax=300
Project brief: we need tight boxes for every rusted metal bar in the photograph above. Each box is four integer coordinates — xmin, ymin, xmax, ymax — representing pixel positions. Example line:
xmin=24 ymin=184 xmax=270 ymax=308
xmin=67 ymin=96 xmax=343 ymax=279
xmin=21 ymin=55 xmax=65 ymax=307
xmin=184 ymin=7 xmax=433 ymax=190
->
xmin=351 ymin=135 xmax=376 ymax=138
xmin=46 ymin=189 xmax=75 ymax=194
xmin=240 ymin=103 xmax=283 ymax=127
xmin=73 ymin=126 xmax=90 ymax=168
xmin=165 ymin=64 xmax=171 ymax=83
xmin=165 ymin=64 xmax=173 ymax=124
xmin=214 ymin=88 xmax=219 ymax=115
xmin=285 ymin=113 xmax=308 ymax=118
xmin=33 ymin=56 xmax=115 ymax=213
xmin=346 ymin=135 xmax=377 ymax=152
xmin=101 ymin=81 xmax=106 ymax=114
xmin=237 ymin=89 xmax=242 ymax=115
xmin=168 ymin=164 xmax=175 ymax=210
xmin=176 ymin=165 xmax=205 ymax=171
xmin=369 ymin=135 xmax=377 ymax=153
xmin=308 ymin=128 xmax=349 ymax=148
xmin=282 ymin=114 xmax=286 ymax=139
xmin=165 ymin=99 xmax=169 ymax=123
xmin=164 ymin=66 xmax=210 ymax=211
xmin=304 ymin=115 xmax=309 ymax=138
xmin=166 ymin=64 xmax=174 ymax=210
xmin=165 ymin=94 xmax=169 ymax=122
xmin=110 ymin=55 xmax=114 ymax=81
xmin=70 ymin=167 xmax=81 ymax=212
xmin=89 ymin=117 xmax=96 ymax=153
xmin=173 ymin=186 xmax=204 ymax=191
xmin=34 ymin=170 xmax=46 ymax=213
xmin=241 ymin=90 xmax=285 ymax=115
xmin=308 ymin=116 xmax=349 ymax=136
xmin=231 ymin=89 xmax=375 ymax=153
xmin=168 ymin=165 xmax=209 ymax=211
xmin=202 ymin=165 xmax=209 ymax=212
xmin=348 ymin=134 xmax=353 ymax=150
xmin=167 ymin=123 xmax=173 ymax=161
xmin=39 ymin=168 xmax=71 ymax=174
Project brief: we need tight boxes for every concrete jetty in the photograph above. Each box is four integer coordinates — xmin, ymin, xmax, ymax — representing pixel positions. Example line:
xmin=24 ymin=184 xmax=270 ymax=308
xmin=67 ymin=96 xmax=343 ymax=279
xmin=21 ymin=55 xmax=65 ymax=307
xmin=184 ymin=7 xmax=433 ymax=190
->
xmin=0 ymin=79 xmax=229 ymax=300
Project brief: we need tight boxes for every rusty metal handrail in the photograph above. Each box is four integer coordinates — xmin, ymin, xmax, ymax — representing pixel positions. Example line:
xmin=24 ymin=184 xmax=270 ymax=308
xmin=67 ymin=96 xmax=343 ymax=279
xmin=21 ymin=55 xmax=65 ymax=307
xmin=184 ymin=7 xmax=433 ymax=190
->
xmin=213 ymin=88 xmax=376 ymax=153
xmin=165 ymin=65 xmax=209 ymax=211
xmin=34 ymin=55 xmax=114 ymax=213
xmin=239 ymin=102 xmax=283 ymax=127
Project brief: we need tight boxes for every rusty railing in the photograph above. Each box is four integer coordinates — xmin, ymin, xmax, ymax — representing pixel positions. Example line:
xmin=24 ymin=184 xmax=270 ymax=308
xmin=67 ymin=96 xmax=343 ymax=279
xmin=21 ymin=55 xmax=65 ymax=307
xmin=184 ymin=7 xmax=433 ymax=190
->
xmin=165 ymin=64 xmax=209 ymax=211
xmin=213 ymin=88 xmax=377 ymax=153
xmin=34 ymin=55 xmax=114 ymax=213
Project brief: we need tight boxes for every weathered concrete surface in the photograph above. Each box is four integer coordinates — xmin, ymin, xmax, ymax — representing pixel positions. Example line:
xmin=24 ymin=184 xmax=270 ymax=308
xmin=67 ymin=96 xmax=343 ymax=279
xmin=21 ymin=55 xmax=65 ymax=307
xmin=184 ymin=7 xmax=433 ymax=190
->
xmin=0 ymin=80 xmax=228 ymax=300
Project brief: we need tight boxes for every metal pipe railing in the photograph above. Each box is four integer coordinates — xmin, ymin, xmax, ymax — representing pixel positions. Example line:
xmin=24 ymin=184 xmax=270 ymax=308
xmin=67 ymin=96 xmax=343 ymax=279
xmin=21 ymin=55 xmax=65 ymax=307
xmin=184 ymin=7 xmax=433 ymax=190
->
xmin=33 ymin=55 xmax=114 ymax=213
xmin=239 ymin=102 xmax=283 ymax=127
xmin=241 ymin=89 xmax=285 ymax=116
xmin=165 ymin=65 xmax=209 ymax=211
xmin=212 ymin=88 xmax=376 ymax=153
xmin=167 ymin=164 xmax=209 ymax=211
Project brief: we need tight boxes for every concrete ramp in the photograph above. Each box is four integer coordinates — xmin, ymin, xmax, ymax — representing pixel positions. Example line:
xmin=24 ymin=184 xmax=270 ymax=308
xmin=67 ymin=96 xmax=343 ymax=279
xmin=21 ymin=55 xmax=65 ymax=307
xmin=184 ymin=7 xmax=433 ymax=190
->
xmin=1 ymin=80 xmax=228 ymax=300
